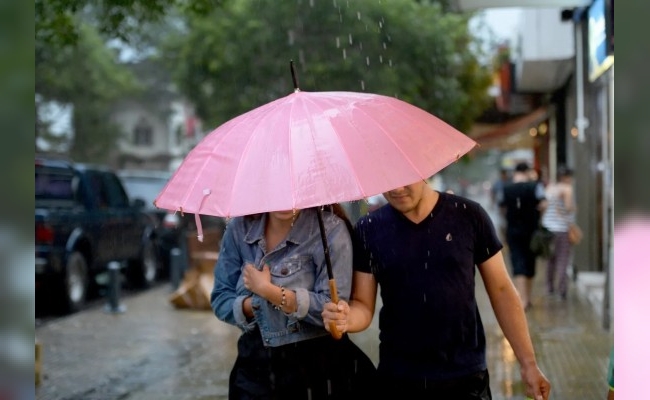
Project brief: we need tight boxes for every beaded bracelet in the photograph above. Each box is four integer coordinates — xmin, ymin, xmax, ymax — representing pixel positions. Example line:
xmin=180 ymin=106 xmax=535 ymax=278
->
xmin=273 ymin=286 xmax=286 ymax=311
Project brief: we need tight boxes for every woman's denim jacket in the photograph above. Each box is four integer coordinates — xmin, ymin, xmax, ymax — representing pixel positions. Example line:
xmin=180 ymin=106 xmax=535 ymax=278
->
xmin=211 ymin=208 xmax=353 ymax=347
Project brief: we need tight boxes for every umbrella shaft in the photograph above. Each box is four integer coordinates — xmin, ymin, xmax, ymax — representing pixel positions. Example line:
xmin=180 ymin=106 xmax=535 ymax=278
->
xmin=316 ymin=207 xmax=335 ymax=281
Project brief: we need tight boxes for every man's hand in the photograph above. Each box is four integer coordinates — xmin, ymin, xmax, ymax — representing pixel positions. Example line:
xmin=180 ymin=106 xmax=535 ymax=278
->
xmin=521 ymin=364 xmax=551 ymax=400
xmin=322 ymin=300 xmax=351 ymax=333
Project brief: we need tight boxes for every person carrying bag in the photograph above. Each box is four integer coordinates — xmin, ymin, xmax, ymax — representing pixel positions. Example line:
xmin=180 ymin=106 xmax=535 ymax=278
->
xmin=540 ymin=167 xmax=577 ymax=300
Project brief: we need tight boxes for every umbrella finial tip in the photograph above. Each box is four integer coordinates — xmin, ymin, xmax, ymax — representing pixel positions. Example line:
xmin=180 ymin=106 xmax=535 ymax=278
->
xmin=290 ymin=60 xmax=299 ymax=91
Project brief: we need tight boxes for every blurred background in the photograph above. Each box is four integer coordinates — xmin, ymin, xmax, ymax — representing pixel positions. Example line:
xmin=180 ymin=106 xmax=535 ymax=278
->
xmin=34 ymin=0 xmax=615 ymax=322
xmin=4 ymin=0 xmax=630 ymax=397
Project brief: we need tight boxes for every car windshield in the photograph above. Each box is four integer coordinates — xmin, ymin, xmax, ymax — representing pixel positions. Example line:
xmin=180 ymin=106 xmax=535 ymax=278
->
xmin=120 ymin=176 xmax=169 ymax=209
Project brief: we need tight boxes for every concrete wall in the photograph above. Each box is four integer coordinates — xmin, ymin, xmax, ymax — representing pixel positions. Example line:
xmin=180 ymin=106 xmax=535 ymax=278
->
xmin=517 ymin=8 xmax=574 ymax=61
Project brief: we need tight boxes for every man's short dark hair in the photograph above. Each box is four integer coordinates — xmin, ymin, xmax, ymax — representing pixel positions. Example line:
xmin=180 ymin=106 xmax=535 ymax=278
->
xmin=515 ymin=162 xmax=530 ymax=172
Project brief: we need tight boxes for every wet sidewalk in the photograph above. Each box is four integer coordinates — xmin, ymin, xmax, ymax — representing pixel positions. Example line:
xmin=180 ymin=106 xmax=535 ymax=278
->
xmin=35 ymin=192 xmax=613 ymax=399
xmin=35 ymin=263 xmax=613 ymax=400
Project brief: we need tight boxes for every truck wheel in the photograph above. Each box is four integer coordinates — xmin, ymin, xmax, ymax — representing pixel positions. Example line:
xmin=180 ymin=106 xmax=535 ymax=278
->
xmin=64 ymin=251 xmax=88 ymax=312
xmin=129 ymin=239 xmax=159 ymax=288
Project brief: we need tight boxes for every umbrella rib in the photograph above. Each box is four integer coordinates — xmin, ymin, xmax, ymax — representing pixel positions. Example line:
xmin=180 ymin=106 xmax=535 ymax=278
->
xmin=227 ymin=99 xmax=288 ymax=215
xmin=355 ymin=98 xmax=427 ymax=179
xmin=301 ymin=94 xmax=369 ymax=200
xmin=288 ymin=96 xmax=297 ymax=211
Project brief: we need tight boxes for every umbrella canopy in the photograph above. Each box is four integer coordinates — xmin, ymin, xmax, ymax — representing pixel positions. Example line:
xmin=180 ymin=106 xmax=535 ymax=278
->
xmin=155 ymin=90 xmax=477 ymax=218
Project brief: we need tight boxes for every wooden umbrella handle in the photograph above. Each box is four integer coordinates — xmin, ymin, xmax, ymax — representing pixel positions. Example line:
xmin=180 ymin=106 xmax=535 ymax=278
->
xmin=316 ymin=207 xmax=342 ymax=340
xmin=328 ymin=279 xmax=343 ymax=340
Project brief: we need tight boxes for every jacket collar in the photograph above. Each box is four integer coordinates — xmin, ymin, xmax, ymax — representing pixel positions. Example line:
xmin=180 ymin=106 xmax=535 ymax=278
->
xmin=244 ymin=208 xmax=319 ymax=246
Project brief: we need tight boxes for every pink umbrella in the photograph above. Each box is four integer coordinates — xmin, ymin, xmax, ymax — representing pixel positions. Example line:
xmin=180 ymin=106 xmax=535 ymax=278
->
xmin=156 ymin=79 xmax=476 ymax=219
xmin=155 ymin=62 xmax=477 ymax=337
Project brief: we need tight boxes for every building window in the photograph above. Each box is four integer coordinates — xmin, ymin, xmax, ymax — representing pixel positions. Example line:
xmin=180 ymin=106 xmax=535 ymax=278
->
xmin=134 ymin=118 xmax=153 ymax=146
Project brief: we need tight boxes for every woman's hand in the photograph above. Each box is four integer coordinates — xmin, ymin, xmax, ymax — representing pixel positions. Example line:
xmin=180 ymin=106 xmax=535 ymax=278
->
xmin=242 ymin=263 xmax=272 ymax=297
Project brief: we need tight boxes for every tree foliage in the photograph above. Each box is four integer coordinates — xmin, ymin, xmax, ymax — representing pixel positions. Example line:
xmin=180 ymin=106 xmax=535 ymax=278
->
xmin=35 ymin=0 xmax=227 ymax=162
xmin=36 ymin=0 xmax=225 ymax=48
xmin=163 ymin=0 xmax=492 ymax=133
xmin=36 ymin=22 xmax=138 ymax=162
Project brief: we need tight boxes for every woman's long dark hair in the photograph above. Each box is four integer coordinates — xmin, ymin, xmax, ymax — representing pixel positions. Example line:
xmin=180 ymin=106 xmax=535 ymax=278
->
xmin=326 ymin=203 xmax=354 ymax=237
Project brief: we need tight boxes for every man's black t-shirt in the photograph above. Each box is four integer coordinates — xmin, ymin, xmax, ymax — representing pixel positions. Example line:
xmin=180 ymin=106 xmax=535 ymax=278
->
xmin=353 ymin=192 xmax=502 ymax=381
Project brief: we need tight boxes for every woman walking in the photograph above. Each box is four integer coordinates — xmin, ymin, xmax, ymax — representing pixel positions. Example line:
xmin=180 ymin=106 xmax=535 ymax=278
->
xmin=541 ymin=167 xmax=576 ymax=299
xmin=211 ymin=205 xmax=376 ymax=399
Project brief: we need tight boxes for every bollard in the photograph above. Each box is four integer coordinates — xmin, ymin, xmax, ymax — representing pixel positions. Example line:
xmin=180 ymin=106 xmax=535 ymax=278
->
xmin=35 ymin=340 xmax=42 ymax=386
xmin=104 ymin=261 xmax=126 ymax=313
xmin=170 ymin=247 xmax=184 ymax=290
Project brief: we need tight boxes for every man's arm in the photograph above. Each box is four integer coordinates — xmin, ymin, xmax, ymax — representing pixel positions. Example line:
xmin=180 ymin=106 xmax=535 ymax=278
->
xmin=478 ymin=251 xmax=551 ymax=400
xmin=322 ymin=271 xmax=377 ymax=333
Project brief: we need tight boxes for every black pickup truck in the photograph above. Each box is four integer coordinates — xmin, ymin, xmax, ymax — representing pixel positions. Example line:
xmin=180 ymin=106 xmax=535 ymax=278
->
xmin=35 ymin=156 xmax=160 ymax=312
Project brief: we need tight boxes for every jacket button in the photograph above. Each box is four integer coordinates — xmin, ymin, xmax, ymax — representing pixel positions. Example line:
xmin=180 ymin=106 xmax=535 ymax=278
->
xmin=281 ymin=267 xmax=289 ymax=275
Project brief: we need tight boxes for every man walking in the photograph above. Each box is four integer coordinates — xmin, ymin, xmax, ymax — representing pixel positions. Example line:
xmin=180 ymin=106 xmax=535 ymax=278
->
xmin=499 ymin=162 xmax=546 ymax=309
xmin=322 ymin=179 xmax=551 ymax=399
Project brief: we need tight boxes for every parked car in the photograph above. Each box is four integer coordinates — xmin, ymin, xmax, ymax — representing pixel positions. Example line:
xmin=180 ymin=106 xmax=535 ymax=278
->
xmin=117 ymin=169 xmax=181 ymax=276
xmin=117 ymin=169 xmax=227 ymax=277
xmin=35 ymin=156 xmax=159 ymax=312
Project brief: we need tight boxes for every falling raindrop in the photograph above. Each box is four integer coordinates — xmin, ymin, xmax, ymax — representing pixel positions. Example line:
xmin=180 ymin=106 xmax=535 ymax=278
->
xmin=424 ymin=262 xmax=428 ymax=270
xmin=332 ymin=0 xmax=336 ymax=6
xmin=359 ymin=42 xmax=363 ymax=50
xmin=348 ymin=33 xmax=353 ymax=45
xmin=379 ymin=55 xmax=383 ymax=63
xmin=365 ymin=56 xmax=370 ymax=66
xmin=379 ymin=21 xmax=383 ymax=29
xmin=446 ymin=233 xmax=452 ymax=241
xmin=388 ymin=59 xmax=392 ymax=67
xmin=309 ymin=0 xmax=314 ymax=7
xmin=383 ymin=42 xmax=387 ymax=50
xmin=336 ymin=37 xmax=340 ymax=48
xmin=342 ymin=49 xmax=347 ymax=59
xmin=423 ymin=293 xmax=427 ymax=302
xmin=357 ymin=11 xmax=361 ymax=20
xmin=360 ymin=80 xmax=365 ymax=90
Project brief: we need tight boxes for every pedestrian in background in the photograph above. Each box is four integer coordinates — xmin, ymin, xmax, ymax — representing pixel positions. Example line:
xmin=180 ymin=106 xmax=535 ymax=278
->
xmin=499 ymin=162 xmax=546 ymax=310
xmin=211 ymin=206 xmax=376 ymax=399
xmin=490 ymin=168 xmax=510 ymax=242
xmin=322 ymin=180 xmax=551 ymax=400
xmin=540 ymin=166 xmax=576 ymax=299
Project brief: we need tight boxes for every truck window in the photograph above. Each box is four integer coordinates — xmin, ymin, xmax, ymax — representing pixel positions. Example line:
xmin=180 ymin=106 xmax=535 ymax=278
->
xmin=102 ymin=172 xmax=130 ymax=208
xmin=86 ymin=171 xmax=110 ymax=209
xmin=35 ymin=167 xmax=75 ymax=201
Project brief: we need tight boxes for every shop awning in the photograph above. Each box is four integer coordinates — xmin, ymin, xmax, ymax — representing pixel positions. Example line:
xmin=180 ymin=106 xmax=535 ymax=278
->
xmin=469 ymin=107 xmax=548 ymax=150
